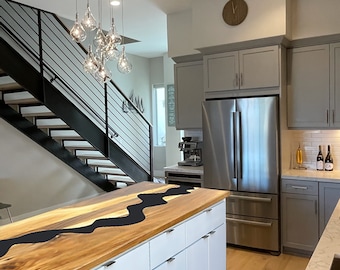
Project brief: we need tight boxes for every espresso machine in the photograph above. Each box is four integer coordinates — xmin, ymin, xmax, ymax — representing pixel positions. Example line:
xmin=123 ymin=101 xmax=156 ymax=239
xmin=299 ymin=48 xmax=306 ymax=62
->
xmin=178 ymin=137 xmax=203 ymax=166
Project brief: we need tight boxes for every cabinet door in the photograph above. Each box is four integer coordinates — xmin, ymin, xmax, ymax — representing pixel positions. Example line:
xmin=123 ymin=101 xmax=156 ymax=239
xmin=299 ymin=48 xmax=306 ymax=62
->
xmin=204 ymin=51 xmax=239 ymax=92
xmin=330 ymin=42 xmax=340 ymax=127
xmin=175 ymin=61 xmax=203 ymax=129
xmin=287 ymin=45 xmax=330 ymax=128
xmin=281 ymin=193 xmax=318 ymax=252
xmin=319 ymin=182 xmax=340 ymax=236
xmin=208 ymin=224 xmax=226 ymax=270
xmin=239 ymin=46 xmax=279 ymax=89
xmin=186 ymin=234 xmax=209 ymax=270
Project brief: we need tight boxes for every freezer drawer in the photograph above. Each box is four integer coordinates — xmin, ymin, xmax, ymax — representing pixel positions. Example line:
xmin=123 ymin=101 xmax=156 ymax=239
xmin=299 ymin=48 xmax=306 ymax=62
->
xmin=226 ymin=192 xmax=278 ymax=219
xmin=226 ymin=214 xmax=279 ymax=252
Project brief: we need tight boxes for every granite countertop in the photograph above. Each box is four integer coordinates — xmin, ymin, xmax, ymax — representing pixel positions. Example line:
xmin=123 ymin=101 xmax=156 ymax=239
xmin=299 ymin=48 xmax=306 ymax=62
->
xmin=306 ymin=199 xmax=340 ymax=269
xmin=282 ymin=169 xmax=340 ymax=183
xmin=0 ymin=182 xmax=228 ymax=269
xmin=164 ymin=164 xmax=204 ymax=175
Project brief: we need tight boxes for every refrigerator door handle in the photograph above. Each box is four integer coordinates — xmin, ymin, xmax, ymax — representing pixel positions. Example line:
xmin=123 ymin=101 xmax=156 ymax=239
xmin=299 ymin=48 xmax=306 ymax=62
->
xmin=236 ymin=111 xmax=242 ymax=179
xmin=232 ymin=112 xmax=237 ymax=180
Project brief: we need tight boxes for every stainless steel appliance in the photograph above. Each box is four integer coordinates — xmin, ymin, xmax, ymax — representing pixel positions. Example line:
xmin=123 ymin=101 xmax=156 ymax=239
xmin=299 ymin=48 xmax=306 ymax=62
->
xmin=202 ymin=96 xmax=280 ymax=253
xmin=178 ymin=139 xmax=203 ymax=167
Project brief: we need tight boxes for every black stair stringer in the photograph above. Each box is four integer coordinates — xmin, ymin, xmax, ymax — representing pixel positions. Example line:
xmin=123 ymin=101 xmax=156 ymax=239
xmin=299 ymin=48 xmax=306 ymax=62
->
xmin=0 ymin=37 xmax=151 ymax=183
xmin=0 ymin=100 xmax=116 ymax=192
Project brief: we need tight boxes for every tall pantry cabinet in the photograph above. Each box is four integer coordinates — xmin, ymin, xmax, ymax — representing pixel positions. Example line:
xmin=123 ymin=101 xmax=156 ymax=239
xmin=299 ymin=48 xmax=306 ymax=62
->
xmin=287 ymin=42 xmax=340 ymax=128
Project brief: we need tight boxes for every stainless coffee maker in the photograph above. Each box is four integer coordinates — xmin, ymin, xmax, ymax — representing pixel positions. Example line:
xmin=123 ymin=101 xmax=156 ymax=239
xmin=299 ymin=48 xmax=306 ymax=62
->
xmin=178 ymin=137 xmax=203 ymax=166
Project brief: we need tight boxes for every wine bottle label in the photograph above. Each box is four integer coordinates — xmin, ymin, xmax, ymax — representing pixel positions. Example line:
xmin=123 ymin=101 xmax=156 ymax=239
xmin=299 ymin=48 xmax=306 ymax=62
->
xmin=316 ymin=161 xmax=324 ymax=170
xmin=325 ymin=163 xmax=334 ymax=171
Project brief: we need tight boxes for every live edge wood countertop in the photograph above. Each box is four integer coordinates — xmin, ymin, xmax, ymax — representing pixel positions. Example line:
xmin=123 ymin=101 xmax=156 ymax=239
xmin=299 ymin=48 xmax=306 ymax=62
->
xmin=0 ymin=182 xmax=229 ymax=270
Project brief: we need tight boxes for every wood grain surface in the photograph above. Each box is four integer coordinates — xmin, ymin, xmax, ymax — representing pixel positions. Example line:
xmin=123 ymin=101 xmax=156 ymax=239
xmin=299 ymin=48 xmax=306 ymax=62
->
xmin=0 ymin=182 xmax=229 ymax=269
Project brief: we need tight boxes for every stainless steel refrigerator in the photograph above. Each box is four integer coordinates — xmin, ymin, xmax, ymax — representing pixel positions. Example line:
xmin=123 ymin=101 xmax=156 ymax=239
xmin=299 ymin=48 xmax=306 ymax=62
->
xmin=202 ymin=96 xmax=280 ymax=253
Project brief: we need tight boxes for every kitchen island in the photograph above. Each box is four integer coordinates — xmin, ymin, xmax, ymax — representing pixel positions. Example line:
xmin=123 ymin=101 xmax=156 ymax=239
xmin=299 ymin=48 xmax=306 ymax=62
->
xmin=0 ymin=182 xmax=229 ymax=269
xmin=306 ymin=199 xmax=340 ymax=269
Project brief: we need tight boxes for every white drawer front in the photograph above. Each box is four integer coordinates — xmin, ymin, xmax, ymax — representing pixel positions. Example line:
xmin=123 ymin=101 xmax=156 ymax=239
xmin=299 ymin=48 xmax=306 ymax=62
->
xmin=94 ymin=242 xmax=149 ymax=270
xmin=152 ymin=250 xmax=186 ymax=270
xmin=186 ymin=201 xmax=225 ymax=246
xmin=149 ymin=222 xmax=186 ymax=269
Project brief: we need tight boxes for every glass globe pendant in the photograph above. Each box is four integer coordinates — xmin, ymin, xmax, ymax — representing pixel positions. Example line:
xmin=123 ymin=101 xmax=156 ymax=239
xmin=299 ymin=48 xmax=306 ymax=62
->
xmin=70 ymin=12 xmax=87 ymax=43
xmin=95 ymin=56 xmax=112 ymax=83
xmin=83 ymin=45 xmax=99 ymax=74
xmin=117 ymin=46 xmax=132 ymax=74
xmin=81 ymin=0 xmax=97 ymax=31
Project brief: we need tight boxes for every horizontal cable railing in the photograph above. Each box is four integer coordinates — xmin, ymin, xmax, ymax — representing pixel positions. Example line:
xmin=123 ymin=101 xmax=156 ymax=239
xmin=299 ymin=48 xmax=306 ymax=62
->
xmin=1 ymin=0 xmax=152 ymax=175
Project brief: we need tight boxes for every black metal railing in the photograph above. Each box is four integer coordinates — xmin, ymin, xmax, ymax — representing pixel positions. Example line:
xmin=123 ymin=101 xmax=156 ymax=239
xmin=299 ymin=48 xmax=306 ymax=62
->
xmin=1 ymin=0 xmax=152 ymax=179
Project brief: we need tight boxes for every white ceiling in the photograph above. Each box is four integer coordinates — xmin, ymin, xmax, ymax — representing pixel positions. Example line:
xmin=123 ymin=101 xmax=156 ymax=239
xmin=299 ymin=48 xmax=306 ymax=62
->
xmin=13 ymin=0 xmax=193 ymax=58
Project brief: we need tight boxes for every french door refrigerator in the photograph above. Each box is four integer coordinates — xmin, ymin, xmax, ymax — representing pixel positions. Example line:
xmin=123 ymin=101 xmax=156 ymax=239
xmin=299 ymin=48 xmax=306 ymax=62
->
xmin=202 ymin=96 xmax=280 ymax=253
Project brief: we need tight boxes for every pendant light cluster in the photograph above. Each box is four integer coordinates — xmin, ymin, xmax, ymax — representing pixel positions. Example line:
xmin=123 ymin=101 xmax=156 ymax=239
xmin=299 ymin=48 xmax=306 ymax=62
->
xmin=70 ymin=0 xmax=132 ymax=83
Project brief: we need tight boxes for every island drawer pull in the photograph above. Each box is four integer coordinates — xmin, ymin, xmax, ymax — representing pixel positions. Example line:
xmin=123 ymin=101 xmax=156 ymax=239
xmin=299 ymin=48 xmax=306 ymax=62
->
xmin=167 ymin=257 xmax=176 ymax=263
xmin=103 ymin=260 xmax=115 ymax=267
xmin=165 ymin=228 xmax=174 ymax=233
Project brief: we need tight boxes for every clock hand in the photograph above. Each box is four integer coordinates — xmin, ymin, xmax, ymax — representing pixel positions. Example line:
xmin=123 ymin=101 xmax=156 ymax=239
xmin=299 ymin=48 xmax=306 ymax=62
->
xmin=231 ymin=1 xmax=235 ymax=14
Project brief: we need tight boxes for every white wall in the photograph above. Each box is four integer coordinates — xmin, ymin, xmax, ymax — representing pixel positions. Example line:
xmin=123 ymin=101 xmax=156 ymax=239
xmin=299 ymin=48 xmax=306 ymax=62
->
xmin=168 ymin=0 xmax=340 ymax=58
xmin=168 ymin=0 xmax=289 ymax=57
xmin=0 ymin=119 xmax=102 ymax=225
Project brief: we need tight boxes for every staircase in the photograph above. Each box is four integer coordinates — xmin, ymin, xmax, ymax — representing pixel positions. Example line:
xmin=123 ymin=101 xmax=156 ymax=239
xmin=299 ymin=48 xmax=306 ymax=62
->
xmin=0 ymin=69 xmax=134 ymax=189
xmin=0 ymin=0 xmax=153 ymax=191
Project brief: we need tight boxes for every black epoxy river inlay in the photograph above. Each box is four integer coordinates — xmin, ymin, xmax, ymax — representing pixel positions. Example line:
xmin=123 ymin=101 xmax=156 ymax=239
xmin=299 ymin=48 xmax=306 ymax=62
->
xmin=0 ymin=185 xmax=192 ymax=257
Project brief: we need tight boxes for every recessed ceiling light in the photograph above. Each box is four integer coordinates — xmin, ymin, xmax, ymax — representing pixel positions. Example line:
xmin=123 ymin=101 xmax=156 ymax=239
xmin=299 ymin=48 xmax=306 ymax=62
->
xmin=110 ymin=0 xmax=121 ymax=6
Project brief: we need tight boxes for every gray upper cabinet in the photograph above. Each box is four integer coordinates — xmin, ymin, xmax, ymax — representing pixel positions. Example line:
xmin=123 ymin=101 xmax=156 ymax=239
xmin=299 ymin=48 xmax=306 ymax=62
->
xmin=331 ymin=43 xmax=340 ymax=127
xmin=204 ymin=46 xmax=280 ymax=93
xmin=174 ymin=61 xmax=204 ymax=129
xmin=287 ymin=43 xmax=340 ymax=128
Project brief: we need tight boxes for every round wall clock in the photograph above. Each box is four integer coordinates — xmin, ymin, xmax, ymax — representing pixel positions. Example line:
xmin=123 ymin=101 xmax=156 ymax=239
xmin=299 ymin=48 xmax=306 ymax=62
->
xmin=222 ymin=0 xmax=248 ymax=26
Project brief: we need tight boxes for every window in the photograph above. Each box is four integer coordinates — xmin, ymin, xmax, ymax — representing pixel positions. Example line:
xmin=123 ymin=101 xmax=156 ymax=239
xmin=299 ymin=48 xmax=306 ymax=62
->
xmin=153 ymin=85 xmax=166 ymax=146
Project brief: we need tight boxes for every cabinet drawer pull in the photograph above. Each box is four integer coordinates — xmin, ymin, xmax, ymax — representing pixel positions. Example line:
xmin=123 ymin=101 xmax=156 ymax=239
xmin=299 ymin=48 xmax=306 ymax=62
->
xmin=165 ymin=228 xmax=174 ymax=233
xmin=291 ymin=185 xmax=308 ymax=190
xmin=167 ymin=257 xmax=176 ymax=263
xmin=227 ymin=217 xmax=272 ymax=227
xmin=205 ymin=208 xmax=212 ymax=213
xmin=209 ymin=230 xmax=216 ymax=235
xmin=202 ymin=234 xmax=210 ymax=239
xmin=229 ymin=194 xmax=272 ymax=203
xmin=103 ymin=261 xmax=115 ymax=267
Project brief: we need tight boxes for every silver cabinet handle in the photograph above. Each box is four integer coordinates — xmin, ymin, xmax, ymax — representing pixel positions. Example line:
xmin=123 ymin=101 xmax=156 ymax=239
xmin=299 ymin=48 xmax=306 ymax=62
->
xmin=235 ymin=73 xmax=239 ymax=87
xmin=167 ymin=257 xmax=176 ymax=263
xmin=165 ymin=228 xmax=174 ymax=233
xmin=229 ymin=194 xmax=272 ymax=203
xmin=291 ymin=185 xmax=308 ymax=190
xmin=227 ymin=217 xmax=272 ymax=227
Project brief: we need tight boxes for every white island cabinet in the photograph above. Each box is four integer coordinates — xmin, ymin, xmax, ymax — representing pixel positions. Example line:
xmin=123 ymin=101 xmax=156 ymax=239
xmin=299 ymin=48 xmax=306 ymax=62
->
xmin=94 ymin=200 xmax=226 ymax=270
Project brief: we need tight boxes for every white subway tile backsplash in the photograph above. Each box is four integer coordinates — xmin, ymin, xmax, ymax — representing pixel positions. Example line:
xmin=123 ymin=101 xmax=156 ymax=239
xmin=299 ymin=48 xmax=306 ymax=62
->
xmin=285 ymin=130 xmax=340 ymax=170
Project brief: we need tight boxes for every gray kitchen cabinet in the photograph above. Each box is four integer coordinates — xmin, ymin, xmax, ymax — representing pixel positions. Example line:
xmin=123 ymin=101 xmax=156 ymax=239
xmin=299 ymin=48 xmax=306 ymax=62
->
xmin=174 ymin=61 xmax=203 ymax=129
xmin=281 ymin=179 xmax=319 ymax=255
xmin=203 ymin=45 xmax=279 ymax=93
xmin=287 ymin=43 xmax=340 ymax=128
xmin=319 ymin=182 xmax=340 ymax=236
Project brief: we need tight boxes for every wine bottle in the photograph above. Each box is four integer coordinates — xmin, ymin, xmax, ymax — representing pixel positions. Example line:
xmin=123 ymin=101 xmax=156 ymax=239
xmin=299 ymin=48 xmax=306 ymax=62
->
xmin=324 ymin=145 xmax=334 ymax=171
xmin=296 ymin=143 xmax=303 ymax=168
xmin=316 ymin=145 xmax=324 ymax=171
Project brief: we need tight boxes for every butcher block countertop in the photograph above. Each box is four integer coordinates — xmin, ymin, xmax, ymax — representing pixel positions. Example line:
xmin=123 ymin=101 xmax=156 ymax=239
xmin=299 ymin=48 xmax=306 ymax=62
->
xmin=0 ymin=182 xmax=229 ymax=270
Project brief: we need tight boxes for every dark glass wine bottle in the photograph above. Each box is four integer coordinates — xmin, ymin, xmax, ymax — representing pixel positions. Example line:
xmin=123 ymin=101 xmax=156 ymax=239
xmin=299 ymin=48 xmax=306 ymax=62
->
xmin=316 ymin=145 xmax=324 ymax=171
xmin=324 ymin=145 xmax=334 ymax=171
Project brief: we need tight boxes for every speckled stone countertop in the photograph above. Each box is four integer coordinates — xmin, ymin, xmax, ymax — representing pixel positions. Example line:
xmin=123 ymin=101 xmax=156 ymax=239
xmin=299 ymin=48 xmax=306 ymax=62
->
xmin=282 ymin=169 xmax=340 ymax=183
xmin=306 ymin=199 xmax=340 ymax=269
xmin=164 ymin=164 xmax=204 ymax=175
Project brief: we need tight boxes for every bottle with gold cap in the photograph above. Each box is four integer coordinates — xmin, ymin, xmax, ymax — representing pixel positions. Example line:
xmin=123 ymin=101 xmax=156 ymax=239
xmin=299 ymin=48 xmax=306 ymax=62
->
xmin=296 ymin=143 xmax=303 ymax=168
